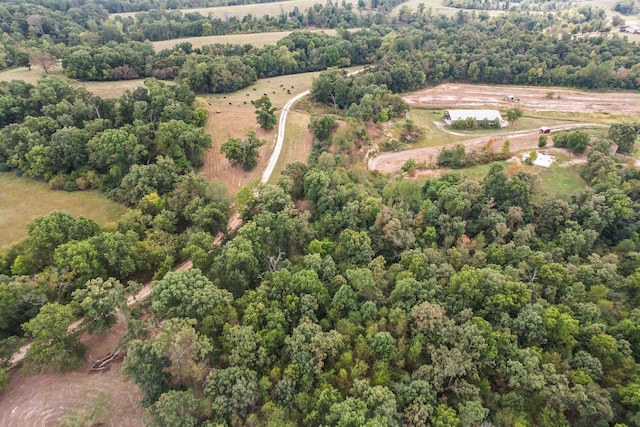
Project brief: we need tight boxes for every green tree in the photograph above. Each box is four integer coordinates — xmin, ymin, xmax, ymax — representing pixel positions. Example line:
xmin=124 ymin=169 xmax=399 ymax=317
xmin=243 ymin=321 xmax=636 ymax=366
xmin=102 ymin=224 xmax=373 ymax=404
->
xmin=220 ymin=131 xmax=266 ymax=171
xmin=145 ymin=390 xmax=201 ymax=427
xmin=607 ymin=123 xmax=638 ymax=154
xmin=309 ymin=114 xmax=337 ymax=141
xmin=22 ymin=302 xmax=83 ymax=373
xmin=505 ymin=107 xmax=523 ymax=125
xmin=72 ymin=277 xmax=126 ymax=334
xmin=254 ymin=95 xmax=277 ymax=130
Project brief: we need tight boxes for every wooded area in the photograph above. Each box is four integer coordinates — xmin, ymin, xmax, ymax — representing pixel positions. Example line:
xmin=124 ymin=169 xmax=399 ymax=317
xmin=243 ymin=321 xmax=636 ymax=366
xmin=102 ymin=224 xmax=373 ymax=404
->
xmin=1 ymin=0 xmax=640 ymax=425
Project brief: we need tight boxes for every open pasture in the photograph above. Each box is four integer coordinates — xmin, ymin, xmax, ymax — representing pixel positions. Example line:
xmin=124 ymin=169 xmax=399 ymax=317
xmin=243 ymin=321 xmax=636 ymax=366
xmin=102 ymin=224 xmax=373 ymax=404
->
xmin=112 ymin=0 xmax=359 ymax=20
xmin=0 ymin=65 xmax=148 ymax=99
xmin=201 ymin=67 xmax=358 ymax=192
xmin=0 ymin=173 xmax=125 ymax=248
xmin=151 ymin=29 xmax=340 ymax=51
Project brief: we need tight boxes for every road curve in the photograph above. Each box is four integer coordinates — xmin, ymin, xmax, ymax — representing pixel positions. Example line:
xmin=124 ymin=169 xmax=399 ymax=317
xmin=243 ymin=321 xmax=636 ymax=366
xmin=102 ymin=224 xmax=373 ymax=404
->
xmin=369 ymin=123 xmax=608 ymax=174
xmin=261 ymin=90 xmax=310 ymax=184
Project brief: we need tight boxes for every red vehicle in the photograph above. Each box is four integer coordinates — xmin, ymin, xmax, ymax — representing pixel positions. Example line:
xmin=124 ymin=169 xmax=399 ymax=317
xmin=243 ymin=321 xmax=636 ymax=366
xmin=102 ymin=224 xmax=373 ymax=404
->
xmin=539 ymin=126 xmax=551 ymax=134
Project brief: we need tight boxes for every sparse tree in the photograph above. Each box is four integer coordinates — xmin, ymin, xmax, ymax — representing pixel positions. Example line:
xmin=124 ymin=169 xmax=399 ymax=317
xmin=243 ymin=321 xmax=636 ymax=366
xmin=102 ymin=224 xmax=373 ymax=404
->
xmin=506 ymin=107 xmax=523 ymax=125
xmin=29 ymin=52 xmax=58 ymax=74
xmin=220 ymin=131 xmax=266 ymax=170
xmin=254 ymin=95 xmax=277 ymax=130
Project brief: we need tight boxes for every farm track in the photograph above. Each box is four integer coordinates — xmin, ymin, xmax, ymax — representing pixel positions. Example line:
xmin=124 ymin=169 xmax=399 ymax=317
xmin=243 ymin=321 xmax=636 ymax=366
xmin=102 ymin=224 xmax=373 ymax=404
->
xmin=368 ymin=123 xmax=607 ymax=174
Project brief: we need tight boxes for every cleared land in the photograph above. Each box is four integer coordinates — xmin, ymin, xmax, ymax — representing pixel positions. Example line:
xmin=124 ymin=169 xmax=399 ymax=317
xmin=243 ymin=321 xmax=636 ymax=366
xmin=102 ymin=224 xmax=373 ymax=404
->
xmin=267 ymin=110 xmax=313 ymax=184
xmin=0 ymin=314 xmax=144 ymax=427
xmin=151 ymin=29 xmax=340 ymax=51
xmin=201 ymin=67 xmax=358 ymax=193
xmin=403 ymin=83 xmax=640 ymax=115
xmin=0 ymin=65 xmax=148 ymax=99
xmin=112 ymin=0 xmax=359 ymax=19
xmin=0 ymin=173 xmax=126 ymax=248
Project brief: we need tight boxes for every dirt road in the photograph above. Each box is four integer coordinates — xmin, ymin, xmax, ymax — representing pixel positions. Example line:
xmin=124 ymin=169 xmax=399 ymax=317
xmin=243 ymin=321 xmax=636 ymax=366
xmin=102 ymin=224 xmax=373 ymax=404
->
xmin=369 ymin=123 xmax=607 ymax=174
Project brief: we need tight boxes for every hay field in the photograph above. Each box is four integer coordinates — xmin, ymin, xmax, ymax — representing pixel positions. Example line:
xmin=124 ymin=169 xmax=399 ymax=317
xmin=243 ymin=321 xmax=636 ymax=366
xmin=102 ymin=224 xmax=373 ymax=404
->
xmin=112 ymin=0 xmax=359 ymax=20
xmin=151 ymin=29 xmax=340 ymax=51
xmin=0 ymin=65 xmax=148 ymax=98
xmin=0 ymin=173 xmax=126 ymax=248
xmin=201 ymin=68 xmax=359 ymax=192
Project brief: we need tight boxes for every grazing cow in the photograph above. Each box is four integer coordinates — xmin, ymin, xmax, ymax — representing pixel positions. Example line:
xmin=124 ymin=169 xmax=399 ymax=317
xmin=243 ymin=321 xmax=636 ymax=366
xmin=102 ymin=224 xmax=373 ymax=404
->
xmin=253 ymin=88 xmax=256 ymax=91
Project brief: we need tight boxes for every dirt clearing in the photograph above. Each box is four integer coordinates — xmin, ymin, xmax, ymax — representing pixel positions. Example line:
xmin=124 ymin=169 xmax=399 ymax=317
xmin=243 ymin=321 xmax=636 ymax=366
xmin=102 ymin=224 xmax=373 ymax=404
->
xmin=369 ymin=123 xmax=605 ymax=174
xmin=0 ymin=314 xmax=144 ymax=427
xmin=403 ymin=83 xmax=640 ymax=114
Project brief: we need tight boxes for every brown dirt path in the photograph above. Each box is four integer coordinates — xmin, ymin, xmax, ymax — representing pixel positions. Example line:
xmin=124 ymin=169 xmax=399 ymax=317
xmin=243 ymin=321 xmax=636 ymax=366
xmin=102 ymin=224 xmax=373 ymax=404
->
xmin=369 ymin=123 xmax=606 ymax=174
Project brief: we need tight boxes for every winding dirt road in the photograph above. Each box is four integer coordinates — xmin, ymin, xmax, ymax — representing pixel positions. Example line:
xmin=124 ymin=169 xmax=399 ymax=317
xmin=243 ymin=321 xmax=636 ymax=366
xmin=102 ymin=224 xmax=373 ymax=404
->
xmin=368 ymin=123 xmax=608 ymax=174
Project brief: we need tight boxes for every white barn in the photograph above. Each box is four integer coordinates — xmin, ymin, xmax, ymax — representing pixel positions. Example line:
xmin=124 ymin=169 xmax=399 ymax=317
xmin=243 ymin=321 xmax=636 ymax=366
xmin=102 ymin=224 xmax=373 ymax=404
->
xmin=444 ymin=109 xmax=503 ymax=126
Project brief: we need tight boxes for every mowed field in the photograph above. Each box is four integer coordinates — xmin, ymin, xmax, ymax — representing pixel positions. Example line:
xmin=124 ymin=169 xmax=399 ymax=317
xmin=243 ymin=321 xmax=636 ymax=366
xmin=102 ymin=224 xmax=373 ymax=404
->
xmin=201 ymin=67 xmax=359 ymax=193
xmin=0 ymin=65 xmax=149 ymax=99
xmin=112 ymin=0 xmax=359 ymax=20
xmin=151 ymin=29 xmax=340 ymax=51
xmin=0 ymin=173 xmax=125 ymax=248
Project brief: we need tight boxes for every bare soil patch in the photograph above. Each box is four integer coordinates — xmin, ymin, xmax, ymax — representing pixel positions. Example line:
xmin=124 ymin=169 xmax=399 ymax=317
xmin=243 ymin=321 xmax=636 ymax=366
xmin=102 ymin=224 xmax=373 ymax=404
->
xmin=0 ymin=314 xmax=144 ymax=427
xmin=403 ymin=83 xmax=640 ymax=114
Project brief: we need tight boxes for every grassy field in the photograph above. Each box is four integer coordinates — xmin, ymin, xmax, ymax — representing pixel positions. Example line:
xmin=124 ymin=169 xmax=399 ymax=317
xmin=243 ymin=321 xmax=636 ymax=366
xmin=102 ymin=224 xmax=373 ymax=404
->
xmin=0 ymin=65 xmax=148 ymax=99
xmin=460 ymin=160 xmax=586 ymax=198
xmin=151 ymin=29 xmax=340 ymax=51
xmin=0 ymin=173 xmax=126 ymax=248
xmin=268 ymin=110 xmax=313 ymax=184
xmin=201 ymin=67 xmax=360 ymax=193
xmin=113 ymin=0 xmax=360 ymax=20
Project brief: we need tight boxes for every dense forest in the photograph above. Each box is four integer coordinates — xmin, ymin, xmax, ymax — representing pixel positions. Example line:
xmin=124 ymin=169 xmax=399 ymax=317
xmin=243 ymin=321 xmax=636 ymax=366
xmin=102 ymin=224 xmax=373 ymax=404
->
xmin=1 ymin=0 xmax=640 ymax=425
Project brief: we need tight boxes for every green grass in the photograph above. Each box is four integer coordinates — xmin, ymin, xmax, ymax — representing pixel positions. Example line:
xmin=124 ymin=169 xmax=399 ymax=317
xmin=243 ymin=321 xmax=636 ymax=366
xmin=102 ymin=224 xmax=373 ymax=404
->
xmin=0 ymin=173 xmax=126 ymax=248
xmin=407 ymin=109 xmax=464 ymax=147
xmin=455 ymin=160 xmax=586 ymax=198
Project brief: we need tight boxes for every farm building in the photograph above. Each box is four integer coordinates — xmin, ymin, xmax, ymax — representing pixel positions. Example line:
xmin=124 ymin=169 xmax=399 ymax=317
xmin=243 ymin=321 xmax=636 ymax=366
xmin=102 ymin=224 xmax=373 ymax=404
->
xmin=444 ymin=109 xmax=503 ymax=126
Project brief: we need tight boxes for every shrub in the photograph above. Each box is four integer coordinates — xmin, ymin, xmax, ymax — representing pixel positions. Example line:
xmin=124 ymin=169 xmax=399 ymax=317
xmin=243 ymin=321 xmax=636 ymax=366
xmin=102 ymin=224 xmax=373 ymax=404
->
xmin=539 ymin=135 xmax=548 ymax=148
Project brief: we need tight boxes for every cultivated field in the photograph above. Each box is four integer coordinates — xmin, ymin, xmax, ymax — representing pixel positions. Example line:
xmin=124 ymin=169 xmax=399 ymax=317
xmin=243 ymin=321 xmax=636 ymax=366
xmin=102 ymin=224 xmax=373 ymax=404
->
xmin=112 ymin=0 xmax=360 ymax=19
xmin=151 ymin=29 xmax=340 ymax=51
xmin=0 ymin=173 xmax=126 ymax=248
